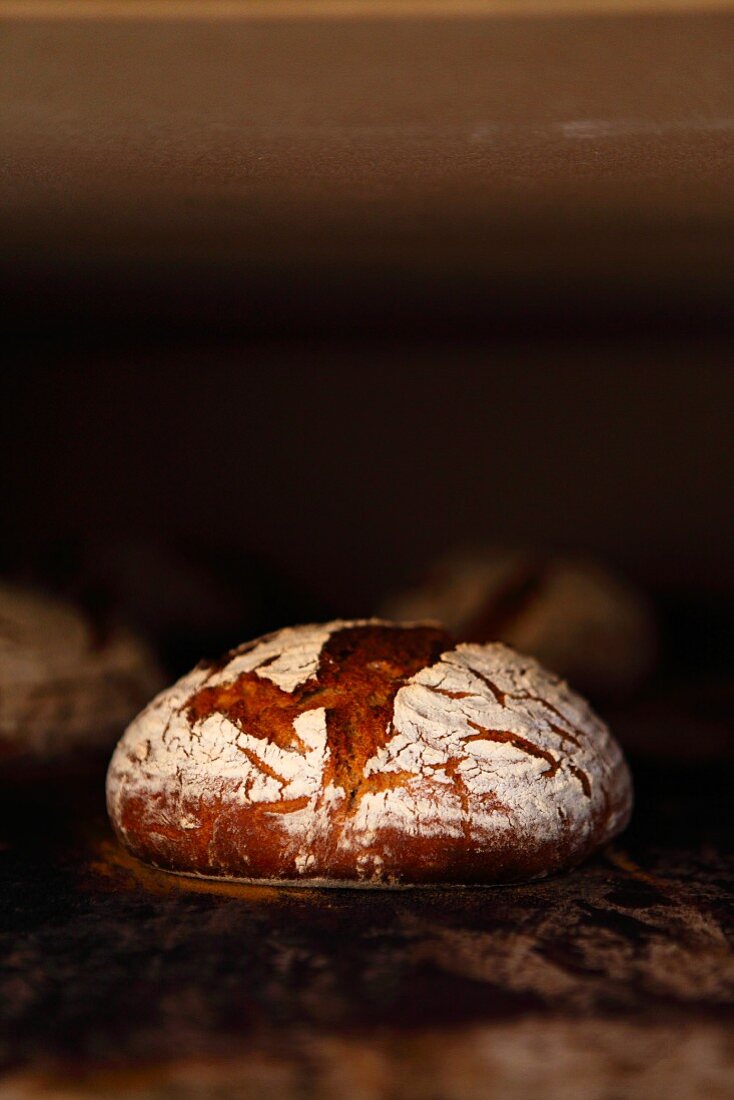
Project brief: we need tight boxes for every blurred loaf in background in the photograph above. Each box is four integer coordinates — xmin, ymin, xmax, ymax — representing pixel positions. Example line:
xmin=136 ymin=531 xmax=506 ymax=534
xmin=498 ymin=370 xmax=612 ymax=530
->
xmin=0 ymin=581 xmax=162 ymax=767
xmin=381 ymin=549 xmax=658 ymax=701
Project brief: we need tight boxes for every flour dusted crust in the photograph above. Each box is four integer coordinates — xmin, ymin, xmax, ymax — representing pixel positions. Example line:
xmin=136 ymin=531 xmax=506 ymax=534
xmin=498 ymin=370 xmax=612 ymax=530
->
xmin=106 ymin=621 xmax=632 ymax=886
xmin=0 ymin=583 xmax=163 ymax=760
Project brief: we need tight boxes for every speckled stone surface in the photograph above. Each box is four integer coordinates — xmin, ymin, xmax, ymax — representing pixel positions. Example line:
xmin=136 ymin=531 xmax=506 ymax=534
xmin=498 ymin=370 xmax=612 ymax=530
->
xmin=1 ymin=708 xmax=732 ymax=1097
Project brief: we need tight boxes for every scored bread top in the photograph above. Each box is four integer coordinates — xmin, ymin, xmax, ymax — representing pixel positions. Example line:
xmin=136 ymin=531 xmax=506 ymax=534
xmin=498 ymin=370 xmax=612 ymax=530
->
xmin=106 ymin=620 xmax=632 ymax=884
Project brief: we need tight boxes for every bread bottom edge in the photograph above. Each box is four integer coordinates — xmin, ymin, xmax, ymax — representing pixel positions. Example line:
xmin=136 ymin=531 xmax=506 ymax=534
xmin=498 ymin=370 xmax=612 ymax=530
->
xmin=134 ymin=860 xmax=556 ymax=890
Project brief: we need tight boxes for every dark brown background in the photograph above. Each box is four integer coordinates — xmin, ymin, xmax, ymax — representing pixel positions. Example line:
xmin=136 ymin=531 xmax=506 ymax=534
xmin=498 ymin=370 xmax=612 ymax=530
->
xmin=3 ymin=7 xmax=734 ymax=339
xmin=5 ymin=346 xmax=734 ymax=615
xmin=2 ymin=8 xmax=734 ymax=1095
xmin=4 ymin=6 xmax=734 ymax=622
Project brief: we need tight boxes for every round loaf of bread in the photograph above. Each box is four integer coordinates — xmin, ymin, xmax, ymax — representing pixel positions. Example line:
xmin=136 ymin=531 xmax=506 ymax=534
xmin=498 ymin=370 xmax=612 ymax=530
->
xmin=106 ymin=621 xmax=632 ymax=886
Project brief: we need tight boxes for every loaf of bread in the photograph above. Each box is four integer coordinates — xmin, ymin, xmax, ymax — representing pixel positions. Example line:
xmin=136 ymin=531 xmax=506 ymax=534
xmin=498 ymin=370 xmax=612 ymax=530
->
xmin=0 ymin=582 xmax=162 ymax=762
xmin=107 ymin=620 xmax=632 ymax=886
xmin=382 ymin=551 xmax=657 ymax=700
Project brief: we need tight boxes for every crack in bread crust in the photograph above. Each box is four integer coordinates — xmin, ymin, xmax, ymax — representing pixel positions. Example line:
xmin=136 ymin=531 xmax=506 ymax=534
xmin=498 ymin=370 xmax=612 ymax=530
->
xmin=463 ymin=721 xmax=561 ymax=777
xmin=187 ymin=623 xmax=448 ymax=805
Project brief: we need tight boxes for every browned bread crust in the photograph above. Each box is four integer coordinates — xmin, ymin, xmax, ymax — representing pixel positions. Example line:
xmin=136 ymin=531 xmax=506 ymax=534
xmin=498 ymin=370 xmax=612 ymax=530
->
xmin=107 ymin=621 xmax=632 ymax=887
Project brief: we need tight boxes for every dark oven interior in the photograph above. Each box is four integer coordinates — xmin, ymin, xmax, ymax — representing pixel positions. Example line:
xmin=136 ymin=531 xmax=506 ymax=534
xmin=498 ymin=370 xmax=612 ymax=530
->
xmin=2 ymin=6 xmax=733 ymax=1097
